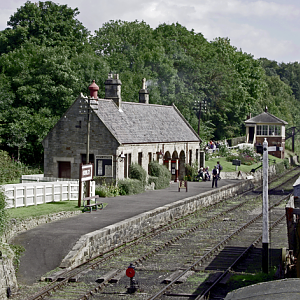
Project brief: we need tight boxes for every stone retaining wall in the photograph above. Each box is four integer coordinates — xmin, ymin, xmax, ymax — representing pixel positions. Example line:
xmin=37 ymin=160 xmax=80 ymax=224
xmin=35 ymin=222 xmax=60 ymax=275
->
xmin=3 ymin=211 xmax=82 ymax=243
xmin=60 ymin=180 xmax=254 ymax=269
xmin=0 ymin=244 xmax=17 ymax=300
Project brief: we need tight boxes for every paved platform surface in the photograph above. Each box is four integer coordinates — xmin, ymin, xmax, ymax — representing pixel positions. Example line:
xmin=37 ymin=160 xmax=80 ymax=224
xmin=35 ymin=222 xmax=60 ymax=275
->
xmin=11 ymin=179 xmax=240 ymax=285
xmin=225 ymin=278 xmax=300 ymax=300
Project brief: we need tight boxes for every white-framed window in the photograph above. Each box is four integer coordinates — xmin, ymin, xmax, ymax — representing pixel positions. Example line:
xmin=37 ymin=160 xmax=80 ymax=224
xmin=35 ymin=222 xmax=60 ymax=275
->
xmin=95 ymin=155 xmax=113 ymax=177
xmin=257 ymin=125 xmax=281 ymax=136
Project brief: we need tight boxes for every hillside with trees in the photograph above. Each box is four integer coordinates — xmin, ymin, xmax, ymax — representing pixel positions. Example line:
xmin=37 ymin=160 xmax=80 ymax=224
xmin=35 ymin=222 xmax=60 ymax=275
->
xmin=0 ymin=1 xmax=300 ymax=166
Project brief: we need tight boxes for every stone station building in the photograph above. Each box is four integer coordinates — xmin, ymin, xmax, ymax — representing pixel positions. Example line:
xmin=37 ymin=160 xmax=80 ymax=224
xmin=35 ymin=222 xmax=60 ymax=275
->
xmin=42 ymin=74 xmax=202 ymax=182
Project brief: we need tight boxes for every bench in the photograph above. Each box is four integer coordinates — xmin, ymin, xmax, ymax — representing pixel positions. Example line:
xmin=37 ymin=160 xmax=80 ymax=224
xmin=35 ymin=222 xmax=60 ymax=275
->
xmin=82 ymin=195 xmax=103 ymax=213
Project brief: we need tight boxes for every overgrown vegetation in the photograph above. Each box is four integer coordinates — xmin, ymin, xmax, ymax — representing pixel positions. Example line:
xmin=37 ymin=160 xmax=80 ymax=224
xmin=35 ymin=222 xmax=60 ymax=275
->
xmin=129 ymin=163 xmax=147 ymax=187
xmin=9 ymin=244 xmax=25 ymax=272
xmin=148 ymin=161 xmax=171 ymax=189
xmin=228 ymin=267 xmax=277 ymax=292
xmin=0 ymin=150 xmax=42 ymax=185
xmin=225 ymin=146 xmax=261 ymax=165
xmin=116 ymin=163 xmax=148 ymax=195
xmin=0 ymin=188 xmax=8 ymax=236
xmin=184 ymin=162 xmax=199 ymax=181
xmin=0 ymin=188 xmax=25 ymax=272
xmin=118 ymin=178 xmax=145 ymax=195
xmin=95 ymin=182 xmax=120 ymax=197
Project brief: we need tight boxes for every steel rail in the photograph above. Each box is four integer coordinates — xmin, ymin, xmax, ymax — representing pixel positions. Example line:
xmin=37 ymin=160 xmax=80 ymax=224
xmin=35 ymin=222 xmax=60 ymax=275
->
xmin=147 ymin=194 xmax=290 ymax=300
xmin=194 ymin=213 xmax=286 ymax=300
xmin=25 ymin=167 xmax=299 ymax=300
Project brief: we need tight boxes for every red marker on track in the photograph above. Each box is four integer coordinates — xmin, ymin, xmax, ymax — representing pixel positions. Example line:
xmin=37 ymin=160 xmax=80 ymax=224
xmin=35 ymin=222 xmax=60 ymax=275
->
xmin=126 ymin=267 xmax=135 ymax=278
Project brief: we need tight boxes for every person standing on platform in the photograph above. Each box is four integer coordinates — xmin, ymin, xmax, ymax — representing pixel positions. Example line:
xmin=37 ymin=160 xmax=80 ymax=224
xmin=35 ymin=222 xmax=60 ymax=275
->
xmin=217 ymin=161 xmax=222 ymax=179
xmin=212 ymin=166 xmax=218 ymax=188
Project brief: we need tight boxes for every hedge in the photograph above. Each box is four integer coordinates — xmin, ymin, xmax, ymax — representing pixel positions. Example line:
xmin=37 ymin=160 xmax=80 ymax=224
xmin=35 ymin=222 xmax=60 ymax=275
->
xmin=118 ymin=178 xmax=144 ymax=195
xmin=129 ymin=163 xmax=147 ymax=187
xmin=148 ymin=161 xmax=171 ymax=189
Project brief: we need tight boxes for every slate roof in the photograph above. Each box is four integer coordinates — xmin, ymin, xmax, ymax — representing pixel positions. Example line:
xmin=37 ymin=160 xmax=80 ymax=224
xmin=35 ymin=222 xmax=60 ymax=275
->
xmin=90 ymin=99 xmax=201 ymax=144
xmin=245 ymin=112 xmax=288 ymax=125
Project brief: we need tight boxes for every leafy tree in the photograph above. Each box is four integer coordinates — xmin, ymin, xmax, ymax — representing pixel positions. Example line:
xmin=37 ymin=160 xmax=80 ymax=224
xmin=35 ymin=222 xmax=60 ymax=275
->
xmin=1 ymin=4 xmax=299 ymax=165
xmin=0 ymin=1 xmax=89 ymax=54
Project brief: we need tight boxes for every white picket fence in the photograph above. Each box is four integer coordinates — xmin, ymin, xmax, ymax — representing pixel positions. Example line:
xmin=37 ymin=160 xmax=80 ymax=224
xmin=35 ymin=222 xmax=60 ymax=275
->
xmin=2 ymin=180 xmax=95 ymax=209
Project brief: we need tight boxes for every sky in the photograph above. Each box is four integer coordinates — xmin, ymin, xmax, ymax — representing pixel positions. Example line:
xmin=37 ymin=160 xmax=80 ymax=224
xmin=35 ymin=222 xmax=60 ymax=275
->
xmin=1 ymin=0 xmax=300 ymax=63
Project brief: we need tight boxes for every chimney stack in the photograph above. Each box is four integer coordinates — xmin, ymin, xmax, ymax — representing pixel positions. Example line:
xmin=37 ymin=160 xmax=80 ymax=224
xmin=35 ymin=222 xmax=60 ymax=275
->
xmin=139 ymin=78 xmax=149 ymax=104
xmin=88 ymin=80 xmax=99 ymax=99
xmin=105 ymin=74 xmax=122 ymax=109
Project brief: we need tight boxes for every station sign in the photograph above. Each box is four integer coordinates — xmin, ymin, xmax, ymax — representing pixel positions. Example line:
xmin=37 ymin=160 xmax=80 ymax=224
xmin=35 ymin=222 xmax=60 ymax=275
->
xmin=268 ymin=146 xmax=283 ymax=152
xmin=232 ymin=159 xmax=241 ymax=166
xmin=267 ymin=146 xmax=277 ymax=152
xmin=81 ymin=164 xmax=93 ymax=181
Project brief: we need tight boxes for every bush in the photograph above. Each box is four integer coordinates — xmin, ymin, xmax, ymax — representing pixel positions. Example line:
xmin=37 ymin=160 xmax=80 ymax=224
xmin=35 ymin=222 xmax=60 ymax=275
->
xmin=218 ymin=144 xmax=230 ymax=157
xmin=0 ymin=188 xmax=8 ymax=237
xmin=0 ymin=150 xmax=42 ymax=184
xmin=284 ymin=158 xmax=290 ymax=169
xmin=95 ymin=183 xmax=120 ymax=197
xmin=275 ymin=160 xmax=289 ymax=175
xmin=148 ymin=161 xmax=171 ymax=189
xmin=129 ymin=163 xmax=147 ymax=187
xmin=185 ymin=162 xmax=198 ymax=181
xmin=118 ymin=178 xmax=144 ymax=195
xmin=225 ymin=146 xmax=261 ymax=166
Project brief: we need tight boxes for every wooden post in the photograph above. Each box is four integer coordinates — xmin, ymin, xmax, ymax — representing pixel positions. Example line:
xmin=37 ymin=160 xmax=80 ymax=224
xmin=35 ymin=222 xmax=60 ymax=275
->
xmin=78 ymin=163 xmax=82 ymax=207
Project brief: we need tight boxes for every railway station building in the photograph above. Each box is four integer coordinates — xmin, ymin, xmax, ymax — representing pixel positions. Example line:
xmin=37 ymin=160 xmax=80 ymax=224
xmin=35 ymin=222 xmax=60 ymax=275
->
xmin=42 ymin=74 xmax=202 ymax=182
xmin=245 ymin=108 xmax=288 ymax=159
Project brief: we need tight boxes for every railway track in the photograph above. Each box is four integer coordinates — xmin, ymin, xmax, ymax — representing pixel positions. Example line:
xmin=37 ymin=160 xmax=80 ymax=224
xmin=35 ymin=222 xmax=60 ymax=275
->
xmin=13 ymin=167 xmax=300 ymax=300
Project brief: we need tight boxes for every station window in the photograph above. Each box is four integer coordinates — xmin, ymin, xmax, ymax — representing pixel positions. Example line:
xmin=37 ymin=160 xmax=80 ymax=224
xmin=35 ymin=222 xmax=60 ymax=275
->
xmin=138 ymin=152 xmax=143 ymax=166
xmin=95 ymin=155 xmax=113 ymax=177
xmin=257 ymin=125 xmax=281 ymax=136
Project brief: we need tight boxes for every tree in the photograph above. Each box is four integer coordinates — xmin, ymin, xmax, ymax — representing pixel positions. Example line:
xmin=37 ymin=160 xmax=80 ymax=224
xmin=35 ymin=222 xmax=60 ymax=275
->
xmin=0 ymin=1 xmax=89 ymax=55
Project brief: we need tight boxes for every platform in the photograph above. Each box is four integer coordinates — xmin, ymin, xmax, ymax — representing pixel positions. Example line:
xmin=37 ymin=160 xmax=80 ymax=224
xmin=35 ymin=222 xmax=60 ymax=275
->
xmin=11 ymin=179 xmax=241 ymax=285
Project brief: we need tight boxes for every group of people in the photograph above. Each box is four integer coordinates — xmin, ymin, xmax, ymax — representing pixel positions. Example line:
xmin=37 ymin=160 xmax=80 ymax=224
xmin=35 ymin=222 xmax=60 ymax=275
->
xmin=197 ymin=161 xmax=222 ymax=188
xmin=205 ymin=141 xmax=221 ymax=152
xmin=196 ymin=167 xmax=210 ymax=181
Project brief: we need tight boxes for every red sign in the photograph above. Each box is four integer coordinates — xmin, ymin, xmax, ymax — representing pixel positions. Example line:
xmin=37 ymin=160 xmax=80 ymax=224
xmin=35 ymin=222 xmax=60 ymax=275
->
xmin=126 ymin=267 xmax=135 ymax=278
xmin=81 ymin=164 xmax=93 ymax=182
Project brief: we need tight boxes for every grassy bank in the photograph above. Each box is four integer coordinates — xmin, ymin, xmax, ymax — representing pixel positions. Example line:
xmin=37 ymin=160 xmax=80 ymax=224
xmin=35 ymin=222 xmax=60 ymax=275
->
xmin=205 ymin=154 xmax=283 ymax=173
xmin=8 ymin=201 xmax=84 ymax=219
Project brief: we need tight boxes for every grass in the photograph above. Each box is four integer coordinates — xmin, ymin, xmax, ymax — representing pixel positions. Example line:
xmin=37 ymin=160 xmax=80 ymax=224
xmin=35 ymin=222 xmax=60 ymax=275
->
xmin=228 ymin=268 xmax=277 ymax=292
xmin=8 ymin=201 xmax=84 ymax=219
xmin=205 ymin=154 xmax=283 ymax=173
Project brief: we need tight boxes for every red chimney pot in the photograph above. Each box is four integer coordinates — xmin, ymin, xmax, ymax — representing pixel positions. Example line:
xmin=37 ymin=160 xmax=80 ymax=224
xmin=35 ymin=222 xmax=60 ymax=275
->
xmin=88 ymin=80 xmax=99 ymax=99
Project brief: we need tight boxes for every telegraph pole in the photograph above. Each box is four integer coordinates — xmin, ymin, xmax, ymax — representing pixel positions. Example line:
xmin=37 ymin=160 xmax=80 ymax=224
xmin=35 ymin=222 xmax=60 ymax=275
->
xmin=86 ymin=96 xmax=91 ymax=198
xmin=262 ymin=138 xmax=269 ymax=273
xmin=197 ymin=100 xmax=207 ymax=135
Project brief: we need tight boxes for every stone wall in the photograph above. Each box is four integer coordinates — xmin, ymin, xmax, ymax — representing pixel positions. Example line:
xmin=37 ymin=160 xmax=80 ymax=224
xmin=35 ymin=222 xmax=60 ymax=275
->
xmin=0 ymin=244 xmax=17 ymax=300
xmin=60 ymin=180 xmax=253 ymax=268
xmin=3 ymin=211 xmax=82 ymax=243
xmin=0 ymin=212 xmax=82 ymax=299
